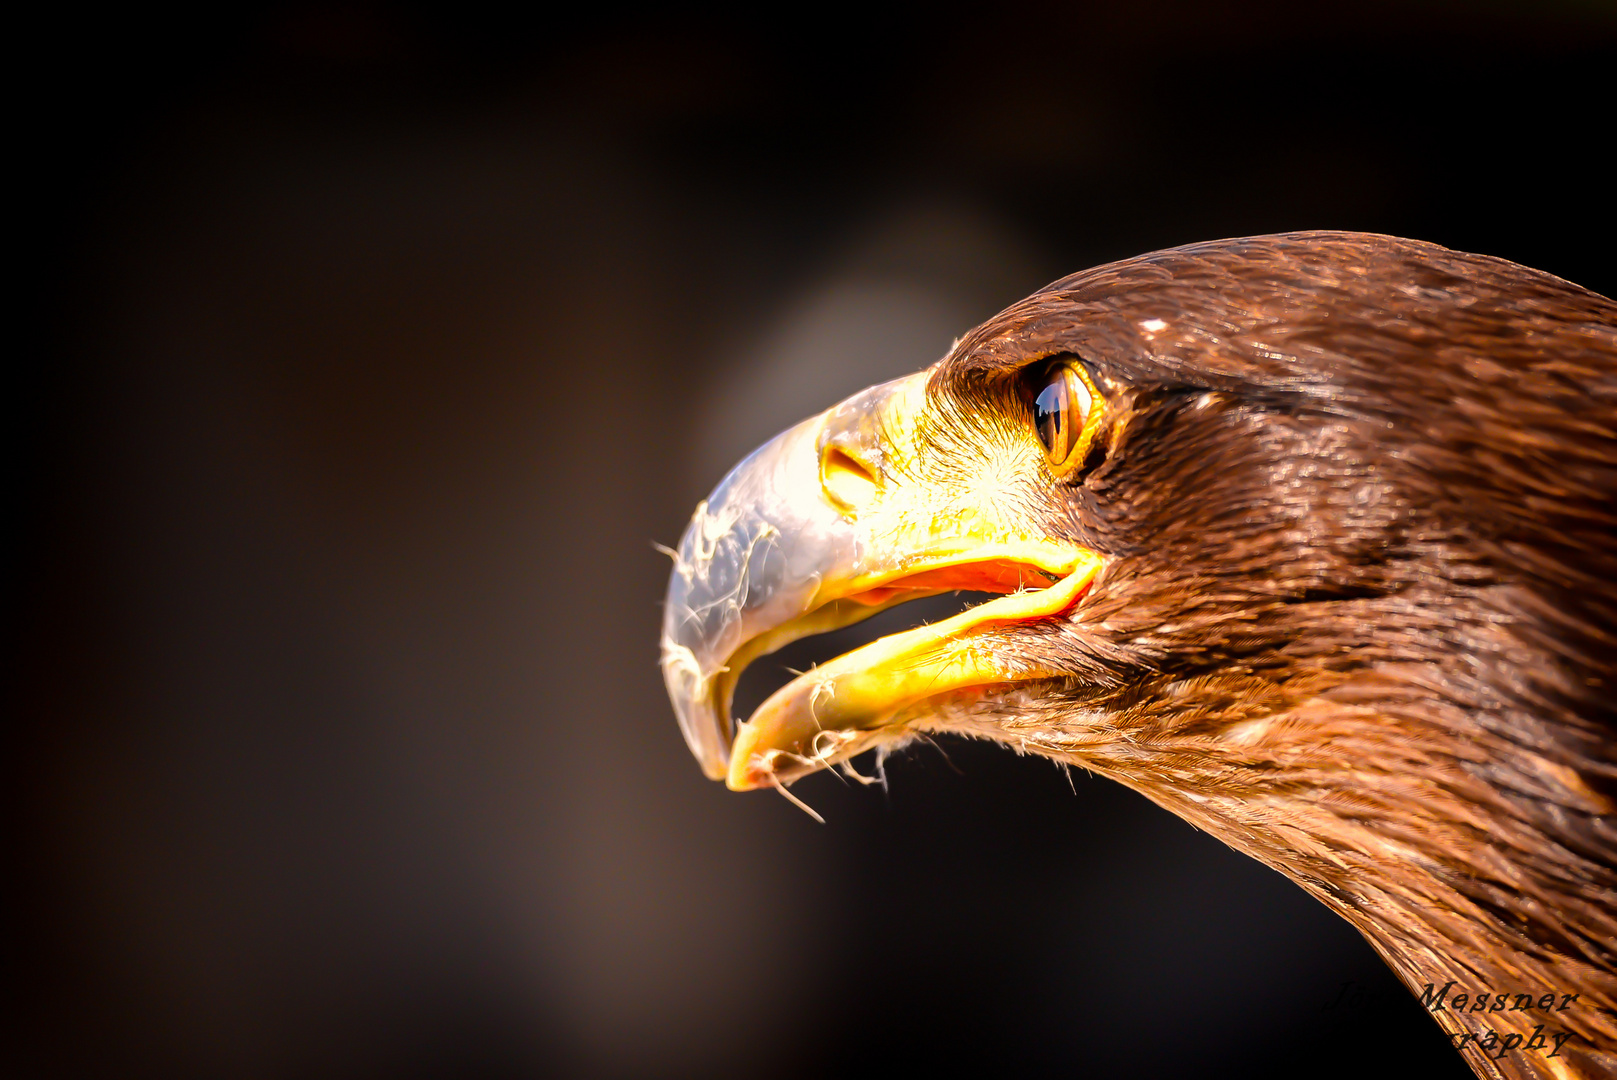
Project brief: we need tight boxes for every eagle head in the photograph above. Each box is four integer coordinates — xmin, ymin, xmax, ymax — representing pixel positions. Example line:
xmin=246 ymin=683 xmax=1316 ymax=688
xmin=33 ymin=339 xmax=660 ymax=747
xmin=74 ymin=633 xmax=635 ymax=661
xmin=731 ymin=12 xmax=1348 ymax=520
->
xmin=660 ymin=232 xmax=1616 ymax=1080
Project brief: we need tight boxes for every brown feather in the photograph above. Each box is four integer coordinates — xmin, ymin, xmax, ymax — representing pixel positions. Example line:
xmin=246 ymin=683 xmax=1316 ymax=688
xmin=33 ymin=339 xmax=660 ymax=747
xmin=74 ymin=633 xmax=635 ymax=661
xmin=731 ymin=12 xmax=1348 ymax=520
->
xmin=922 ymin=232 xmax=1617 ymax=1080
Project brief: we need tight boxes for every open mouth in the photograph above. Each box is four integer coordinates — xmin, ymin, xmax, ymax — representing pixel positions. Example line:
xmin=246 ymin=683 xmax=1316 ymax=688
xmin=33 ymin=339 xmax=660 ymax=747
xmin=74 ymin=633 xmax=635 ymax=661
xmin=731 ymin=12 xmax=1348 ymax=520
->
xmin=727 ymin=590 xmax=1001 ymax=730
xmin=716 ymin=558 xmax=1065 ymax=737
xmin=713 ymin=550 xmax=1102 ymax=791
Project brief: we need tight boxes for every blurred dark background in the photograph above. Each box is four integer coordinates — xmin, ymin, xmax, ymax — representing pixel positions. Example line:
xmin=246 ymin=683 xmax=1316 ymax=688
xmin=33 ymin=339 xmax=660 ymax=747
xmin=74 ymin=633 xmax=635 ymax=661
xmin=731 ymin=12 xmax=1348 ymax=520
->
xmin=16 ymin=3 xmax=1615 ymax=1078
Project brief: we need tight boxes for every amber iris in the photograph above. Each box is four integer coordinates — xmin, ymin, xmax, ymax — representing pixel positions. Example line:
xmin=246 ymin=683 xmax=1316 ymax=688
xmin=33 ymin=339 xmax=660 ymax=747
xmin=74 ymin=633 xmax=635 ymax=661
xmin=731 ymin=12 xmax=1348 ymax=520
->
xmin=1032 ymin=362 xmax=1095 ymax=467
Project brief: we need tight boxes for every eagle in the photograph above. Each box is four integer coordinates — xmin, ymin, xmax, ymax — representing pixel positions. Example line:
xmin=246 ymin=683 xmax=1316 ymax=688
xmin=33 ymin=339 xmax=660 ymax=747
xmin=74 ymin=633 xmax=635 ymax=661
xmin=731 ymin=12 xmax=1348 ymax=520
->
xmin=659 ymin=232 xmax=1616 ymax=1080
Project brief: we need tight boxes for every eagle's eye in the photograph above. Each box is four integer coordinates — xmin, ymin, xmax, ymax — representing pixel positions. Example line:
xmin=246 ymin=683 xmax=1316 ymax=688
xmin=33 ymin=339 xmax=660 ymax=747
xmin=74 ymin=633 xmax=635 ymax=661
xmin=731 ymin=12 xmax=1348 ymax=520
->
xmin=1031 ymin=360 xmax=1099 ymax=470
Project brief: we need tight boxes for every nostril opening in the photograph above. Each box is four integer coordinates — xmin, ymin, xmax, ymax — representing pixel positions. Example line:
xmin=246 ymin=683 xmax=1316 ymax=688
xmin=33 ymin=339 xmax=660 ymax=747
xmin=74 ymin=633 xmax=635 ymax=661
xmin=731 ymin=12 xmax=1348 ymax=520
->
xmin=820 ymin=446 xmax=879 ymax=511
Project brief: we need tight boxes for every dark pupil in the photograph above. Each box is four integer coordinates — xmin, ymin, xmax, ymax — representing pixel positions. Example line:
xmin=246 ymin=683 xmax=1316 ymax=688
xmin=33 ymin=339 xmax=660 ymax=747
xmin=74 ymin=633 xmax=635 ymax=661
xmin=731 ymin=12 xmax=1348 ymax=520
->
xmin=1034 ymin=379 xmax=1066 ymax=456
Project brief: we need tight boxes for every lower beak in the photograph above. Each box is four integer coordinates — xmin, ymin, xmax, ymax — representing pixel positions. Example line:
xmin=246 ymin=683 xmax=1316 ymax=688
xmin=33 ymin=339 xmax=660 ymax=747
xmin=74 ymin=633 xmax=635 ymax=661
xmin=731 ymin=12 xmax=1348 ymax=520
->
xmin=724 ymin=555 xmax=1100 ymax=789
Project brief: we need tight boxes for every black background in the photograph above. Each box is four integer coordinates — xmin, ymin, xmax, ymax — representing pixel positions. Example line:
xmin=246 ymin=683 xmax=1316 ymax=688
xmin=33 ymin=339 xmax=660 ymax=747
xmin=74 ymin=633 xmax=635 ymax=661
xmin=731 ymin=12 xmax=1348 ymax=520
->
xmin=17 ymin=3 xmax=1614 ymax=1078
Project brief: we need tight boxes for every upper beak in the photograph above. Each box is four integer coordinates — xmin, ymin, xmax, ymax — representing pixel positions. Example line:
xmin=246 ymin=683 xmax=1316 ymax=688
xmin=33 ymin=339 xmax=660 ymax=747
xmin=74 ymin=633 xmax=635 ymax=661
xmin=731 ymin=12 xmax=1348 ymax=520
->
xmin=661 ymin=370 xmax=1099 ymax=791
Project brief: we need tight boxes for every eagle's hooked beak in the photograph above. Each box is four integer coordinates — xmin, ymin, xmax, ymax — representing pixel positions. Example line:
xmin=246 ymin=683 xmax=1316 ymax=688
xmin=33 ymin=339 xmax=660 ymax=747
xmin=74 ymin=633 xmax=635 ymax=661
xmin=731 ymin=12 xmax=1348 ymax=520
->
xmin=661 ymin=370 xmax=1102 ymax=792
